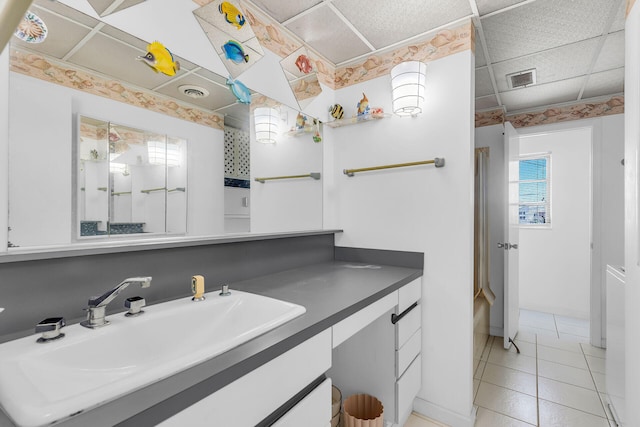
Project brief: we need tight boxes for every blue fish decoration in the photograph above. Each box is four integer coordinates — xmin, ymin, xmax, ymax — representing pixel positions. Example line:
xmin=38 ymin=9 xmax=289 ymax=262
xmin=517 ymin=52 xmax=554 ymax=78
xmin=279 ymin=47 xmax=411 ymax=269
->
xmin=222 ymin=40 xmax=249 ymax=64
xmin=226 ymin=78 xmax=251 ymax=104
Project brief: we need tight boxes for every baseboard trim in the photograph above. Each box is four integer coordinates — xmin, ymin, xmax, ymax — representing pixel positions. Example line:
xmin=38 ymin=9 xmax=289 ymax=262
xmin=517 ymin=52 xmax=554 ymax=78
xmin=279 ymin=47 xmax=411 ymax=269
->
xmin=412 ymin=397 xmax=476 ymax=427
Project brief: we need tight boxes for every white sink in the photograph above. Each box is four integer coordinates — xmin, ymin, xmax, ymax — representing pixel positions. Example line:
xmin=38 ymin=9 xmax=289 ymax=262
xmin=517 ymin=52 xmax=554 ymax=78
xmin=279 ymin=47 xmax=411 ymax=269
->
xmin=0 ymin=290 xmax=305 ymax=427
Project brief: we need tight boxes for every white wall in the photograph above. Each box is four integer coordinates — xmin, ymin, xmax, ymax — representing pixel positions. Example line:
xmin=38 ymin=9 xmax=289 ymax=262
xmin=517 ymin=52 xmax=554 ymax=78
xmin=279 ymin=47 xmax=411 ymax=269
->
xmin=625 ymin=2 xmax=640 ymax=425
xmin=8 ymin=72 xmax=224 ymax=248
xmin=326 ymin=51 xmax=475 ymax=426
xmin=517 ymin=127 xmax=592 ymax=319
xmin=474 ymin=124 xmax=505 ymax=337
xmin=250 ymin=104 xmax=323 ymax=233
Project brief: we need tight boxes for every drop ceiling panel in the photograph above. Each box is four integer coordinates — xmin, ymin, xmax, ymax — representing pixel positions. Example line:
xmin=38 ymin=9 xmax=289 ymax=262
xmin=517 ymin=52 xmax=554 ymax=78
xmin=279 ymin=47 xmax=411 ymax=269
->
xmin=248 ymin=0 xmax=324 ymax=23
xmin=332 ymin=0 xmax=472 ymax=49
xmin=593 ymin=31 xmax=625 ymax=73
xmin=582 ymin=68 xmax=624 ymax=99
xmin=195 ymin=67 xmax=229 ymax=86
xmin=476 ymin=95 xmax=499 ymax=110
xmin=67 ymin=33 xmax=172 ymax=89
xmin=11 ymin=8 xmax=92 ymax=59
xmin=155 ymin=74 xmax=237 ymax=110
xmin=492 ymin=38 xmax=599 ymax=92
xmin=112 ymin=0 xmax=147 ymax=16
xmin=476 ymin=0 xmax=528 ymax=16
xmin=476 ymin=67 xmax=494 ymax=97
xmin=475 ymin=31 xmax=487 ymax=67
xmin=482 ymin=0 xmax=612 ymax=63
xmin=500 ymin=76 xmax=584 ymax=112
xmin=609 ymin=0 xmax=626 ymax=33
xmin=285 ymin=6 xmax=371 ymax=64
xmin=99 ymin=23 xmax=150 ymax=52
xmin=32 ymin=0 xmax=101 ymax=28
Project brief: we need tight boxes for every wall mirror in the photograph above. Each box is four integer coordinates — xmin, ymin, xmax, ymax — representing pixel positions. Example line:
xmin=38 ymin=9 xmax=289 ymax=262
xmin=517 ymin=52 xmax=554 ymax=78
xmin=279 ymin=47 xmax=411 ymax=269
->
xmin=5 ymin=0 xmax=323 ymax=252
xmin=78 ymin=116 xmax=187 ymax=238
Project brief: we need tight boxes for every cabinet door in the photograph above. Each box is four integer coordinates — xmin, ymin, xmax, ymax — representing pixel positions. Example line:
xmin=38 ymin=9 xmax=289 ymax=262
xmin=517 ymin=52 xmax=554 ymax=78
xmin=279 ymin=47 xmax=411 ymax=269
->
xmin=272 ymin=378 xmax=331 ymax=427
xmin=158 ymin=329 xmax=331 ymax=426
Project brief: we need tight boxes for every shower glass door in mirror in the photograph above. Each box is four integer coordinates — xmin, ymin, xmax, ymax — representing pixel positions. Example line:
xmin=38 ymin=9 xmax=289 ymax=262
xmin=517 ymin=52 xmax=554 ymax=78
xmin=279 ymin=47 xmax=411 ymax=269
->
xmin=78 ymin=116 xmax=187 ymax=239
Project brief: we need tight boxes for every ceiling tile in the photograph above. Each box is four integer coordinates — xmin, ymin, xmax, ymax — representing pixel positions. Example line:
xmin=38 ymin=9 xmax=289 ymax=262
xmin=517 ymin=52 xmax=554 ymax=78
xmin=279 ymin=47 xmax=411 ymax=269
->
xmin=110 ymin=0 xmax=148 ymax=16
xmin=285 ymin=6 xmax=372 ymax=64
xmin=609 ymin=0 xmax=626 ymax=33
xmin=332 ymin=0 xmax=472 ymax=49
xmin=500 ymin=76 xmax=584 ymax=112
xmin=482 ymin=0 xmax=613 ymax=63
xmin=475 ymin=31 xmax=487 ymax=67
xmin=476 ymin=94 xmax=499 ymax=110
xmin=582 ymin=68 xmax=624 ymax=98
xmin=593 ymin=30 xmax=625 ymax=73
xmin=99 ymin=24 xmax=150 ymax=52
xmin=67 ymin=32 xmax=175 ymax=89
xmin=11 ymin=7 xmax=93 ymax=59
xmin=476 ymin=0 xmax=529 ymax=16
xmin=33 ymin=0 xmax=101 ymax=28
xmin=492 ymin=38 xmax=599 ymax=92
xmin=476 ymin=67 xmax=494 ymax=97
xmin=249 ymin=0 xmax=324 ymax=23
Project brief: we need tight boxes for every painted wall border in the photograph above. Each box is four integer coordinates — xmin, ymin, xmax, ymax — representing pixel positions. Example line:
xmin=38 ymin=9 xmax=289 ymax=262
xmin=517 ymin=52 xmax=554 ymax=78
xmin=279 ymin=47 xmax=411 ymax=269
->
xmin=9 ymin=48 xmax=224 ymax=130
xmin=476 ymin=96 xmax=624 ymax=129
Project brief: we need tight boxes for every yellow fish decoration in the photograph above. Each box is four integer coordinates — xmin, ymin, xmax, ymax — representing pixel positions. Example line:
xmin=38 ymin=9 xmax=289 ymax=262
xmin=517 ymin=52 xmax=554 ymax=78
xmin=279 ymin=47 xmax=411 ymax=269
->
xmin=219 ymin=1 xmax=246 ymax=29
xmin=138 ymin=41 xmax=180 ymax=77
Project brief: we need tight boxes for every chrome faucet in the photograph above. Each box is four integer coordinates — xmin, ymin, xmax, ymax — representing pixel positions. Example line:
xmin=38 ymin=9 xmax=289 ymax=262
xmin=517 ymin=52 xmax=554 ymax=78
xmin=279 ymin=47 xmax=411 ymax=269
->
xmin=81 ymin=276 xmax=152 ymax=329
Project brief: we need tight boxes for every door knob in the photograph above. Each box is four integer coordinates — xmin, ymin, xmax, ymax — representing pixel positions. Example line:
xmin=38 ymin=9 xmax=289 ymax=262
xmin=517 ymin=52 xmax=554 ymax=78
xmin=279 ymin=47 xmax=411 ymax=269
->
xmin=497 ymin=243 xmax=506 ymax=249
xmin=509 ymin=243 xmax=519 ymax=249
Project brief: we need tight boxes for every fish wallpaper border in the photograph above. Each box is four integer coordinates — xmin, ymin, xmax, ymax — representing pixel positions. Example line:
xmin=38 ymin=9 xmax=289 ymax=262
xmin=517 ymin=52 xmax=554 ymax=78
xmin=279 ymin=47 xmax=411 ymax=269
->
xmin=475 ymin=96 xmax=624 ymax=129
xmin=9 ymin=49 xmax=224 ymax=131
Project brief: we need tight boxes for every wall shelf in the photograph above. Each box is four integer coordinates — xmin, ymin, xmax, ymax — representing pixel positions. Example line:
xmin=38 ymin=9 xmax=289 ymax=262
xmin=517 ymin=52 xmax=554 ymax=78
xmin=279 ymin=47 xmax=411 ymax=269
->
xmin=325 ymin=113 xmax=390 ymax=128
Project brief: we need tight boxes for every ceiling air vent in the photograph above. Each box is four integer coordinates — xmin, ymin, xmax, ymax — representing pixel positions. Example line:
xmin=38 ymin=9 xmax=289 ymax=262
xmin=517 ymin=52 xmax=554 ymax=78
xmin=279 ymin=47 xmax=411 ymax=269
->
xmin=179 ymin=85 xmax=210 ymax=98
xmin=506 ymin=69 xmax=537 ymax=89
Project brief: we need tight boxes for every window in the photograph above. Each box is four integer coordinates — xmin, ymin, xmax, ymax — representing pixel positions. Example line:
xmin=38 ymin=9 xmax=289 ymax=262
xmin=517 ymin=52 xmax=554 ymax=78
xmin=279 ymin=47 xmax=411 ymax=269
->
xmin=517 ymin=154 xmax=551 ymax=226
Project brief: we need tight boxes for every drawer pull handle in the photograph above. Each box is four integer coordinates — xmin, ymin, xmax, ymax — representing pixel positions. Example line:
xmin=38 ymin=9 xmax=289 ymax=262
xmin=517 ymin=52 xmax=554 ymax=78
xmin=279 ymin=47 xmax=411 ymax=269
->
xmin=391 ymin=302 xmax=418 ymax=325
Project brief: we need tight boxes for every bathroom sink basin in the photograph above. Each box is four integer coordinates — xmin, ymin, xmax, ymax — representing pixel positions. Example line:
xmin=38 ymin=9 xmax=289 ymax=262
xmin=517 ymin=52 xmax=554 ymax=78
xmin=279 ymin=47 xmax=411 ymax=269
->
xmin=0 ymin=290 xmax=305 ymax=427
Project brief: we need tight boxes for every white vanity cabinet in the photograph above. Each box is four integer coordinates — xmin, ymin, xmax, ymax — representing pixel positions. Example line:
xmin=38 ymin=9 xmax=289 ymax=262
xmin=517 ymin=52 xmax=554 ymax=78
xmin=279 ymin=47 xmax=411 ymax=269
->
xmin=329 ymin=278 xmax=422 ymax=427
xmin=158 ymin=329 xmax=332 ymax=427
xmin=156 ymin=277 xmax=422 ymax=427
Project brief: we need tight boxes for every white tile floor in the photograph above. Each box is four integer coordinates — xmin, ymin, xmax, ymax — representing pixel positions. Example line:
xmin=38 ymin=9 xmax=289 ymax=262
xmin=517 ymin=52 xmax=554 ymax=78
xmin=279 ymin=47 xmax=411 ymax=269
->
xmin=405 ymin=310 xmax=613 ymax=427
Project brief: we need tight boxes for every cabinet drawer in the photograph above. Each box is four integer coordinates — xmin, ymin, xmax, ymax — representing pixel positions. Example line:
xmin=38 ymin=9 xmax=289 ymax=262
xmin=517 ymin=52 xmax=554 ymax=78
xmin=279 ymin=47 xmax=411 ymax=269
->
xmin=396 ymin=354 xmax=421 ymax=425
xmin=333 ymin=292 xmax=397 ymax=348
xmin=396 ymin=328 xmax=421 ymax=378
xmin=395 ymin=304 xmax=421 ymax=349
xmin=272 ymin=378 xmax=332 ymax=427
xmin=398 ymin=278 xmax=421 ymax=314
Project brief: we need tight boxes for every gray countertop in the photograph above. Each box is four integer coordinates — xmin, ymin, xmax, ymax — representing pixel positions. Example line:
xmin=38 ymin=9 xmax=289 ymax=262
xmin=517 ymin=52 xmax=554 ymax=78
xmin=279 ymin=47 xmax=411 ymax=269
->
xmin=0 ymin=260 xmax=422 ymax=427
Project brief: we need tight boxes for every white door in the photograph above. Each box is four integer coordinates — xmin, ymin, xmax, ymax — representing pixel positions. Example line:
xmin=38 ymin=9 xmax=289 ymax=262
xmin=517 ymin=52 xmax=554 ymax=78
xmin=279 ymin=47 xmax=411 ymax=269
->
xmin=503 ymin=122 xmax=520 ymax=349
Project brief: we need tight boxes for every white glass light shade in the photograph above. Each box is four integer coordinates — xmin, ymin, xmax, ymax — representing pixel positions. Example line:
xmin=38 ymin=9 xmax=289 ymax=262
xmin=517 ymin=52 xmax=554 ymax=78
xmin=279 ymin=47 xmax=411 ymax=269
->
xmin=391 ymin=61 xmax=426 ymax=116
xmin=254 ymin=107 xmax=279 ymax=144
xmin=148 ymin=141 xmax=181 ymax=167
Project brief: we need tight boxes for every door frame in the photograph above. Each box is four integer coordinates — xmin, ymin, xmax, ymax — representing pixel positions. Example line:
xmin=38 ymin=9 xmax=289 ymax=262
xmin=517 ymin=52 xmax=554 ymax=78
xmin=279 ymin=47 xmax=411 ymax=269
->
xmin=515 ymin=122 xmax=601 ymax=346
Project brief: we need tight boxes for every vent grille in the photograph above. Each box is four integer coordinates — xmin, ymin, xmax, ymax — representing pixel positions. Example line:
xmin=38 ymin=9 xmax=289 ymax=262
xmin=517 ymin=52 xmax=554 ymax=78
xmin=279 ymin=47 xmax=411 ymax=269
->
xmin=506 ymin=69 xmax=537 ymax=89
xmin=179 ymin=85 xmax=209 ymax=98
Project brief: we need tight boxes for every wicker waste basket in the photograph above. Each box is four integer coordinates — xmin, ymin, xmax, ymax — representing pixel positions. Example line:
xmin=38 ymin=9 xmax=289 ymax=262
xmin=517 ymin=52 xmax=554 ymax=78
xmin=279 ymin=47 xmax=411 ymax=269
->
xmin=343 ymin=394 xmax=383 ymax=427
xmin=331 ymin=385 xmax=342 ymax=427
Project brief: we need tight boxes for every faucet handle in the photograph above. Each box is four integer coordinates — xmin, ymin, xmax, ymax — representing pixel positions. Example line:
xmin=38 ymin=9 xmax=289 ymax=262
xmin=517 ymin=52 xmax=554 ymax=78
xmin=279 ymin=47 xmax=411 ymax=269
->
xmin=35 ymin=317 xmax=65 ymax=343
xmin=125 ymin=296 xmax=146 ymax=317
